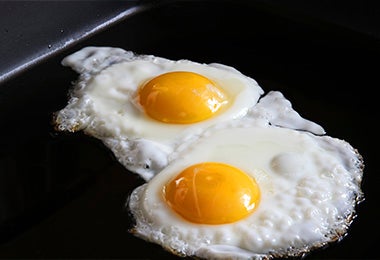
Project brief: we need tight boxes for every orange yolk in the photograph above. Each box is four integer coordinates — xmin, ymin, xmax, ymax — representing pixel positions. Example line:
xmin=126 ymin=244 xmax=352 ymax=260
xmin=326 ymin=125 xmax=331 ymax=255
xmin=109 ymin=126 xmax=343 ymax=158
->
xmin=163 ymin=162 xmax=260 ymax=224
xmin=138 ymin=71 xmax=228 ymax=124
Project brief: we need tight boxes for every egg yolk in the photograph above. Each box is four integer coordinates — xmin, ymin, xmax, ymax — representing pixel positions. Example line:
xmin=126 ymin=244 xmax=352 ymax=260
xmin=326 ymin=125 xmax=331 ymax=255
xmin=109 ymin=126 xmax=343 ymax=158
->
xmin=163 ymin=162 xmax=260 ymax=224
xmin=138 ymin=71 xmax=228 ymax=124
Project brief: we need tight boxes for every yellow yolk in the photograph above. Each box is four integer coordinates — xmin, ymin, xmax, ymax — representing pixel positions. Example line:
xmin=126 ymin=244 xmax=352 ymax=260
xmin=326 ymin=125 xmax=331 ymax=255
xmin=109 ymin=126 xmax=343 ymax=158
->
xmin=138 ymin=71 xmax=228 ymax=124
xmin=163 ymin=162 xmax=260 ymax=224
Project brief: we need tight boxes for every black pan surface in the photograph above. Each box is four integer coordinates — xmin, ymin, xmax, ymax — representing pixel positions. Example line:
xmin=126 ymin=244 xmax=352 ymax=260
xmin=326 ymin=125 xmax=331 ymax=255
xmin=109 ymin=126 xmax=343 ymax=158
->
xmin=0 ymin=1 xmax=379 ymax=259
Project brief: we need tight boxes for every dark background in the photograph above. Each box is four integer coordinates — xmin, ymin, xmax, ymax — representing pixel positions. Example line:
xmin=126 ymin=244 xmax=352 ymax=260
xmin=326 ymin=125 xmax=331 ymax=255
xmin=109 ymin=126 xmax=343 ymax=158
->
xmin=0 ymin=1 xmax=379 ymax=259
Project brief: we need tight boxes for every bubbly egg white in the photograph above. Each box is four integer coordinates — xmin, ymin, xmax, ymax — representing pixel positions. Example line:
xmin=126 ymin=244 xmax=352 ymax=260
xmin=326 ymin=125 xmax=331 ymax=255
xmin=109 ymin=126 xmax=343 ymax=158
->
xmin=55 ymin=47 xmax=264 ymax=180
xmin=54 ymin=46 xmax=364 ymax=259
xmin=129 ymin=123 xmax=363 ymax=259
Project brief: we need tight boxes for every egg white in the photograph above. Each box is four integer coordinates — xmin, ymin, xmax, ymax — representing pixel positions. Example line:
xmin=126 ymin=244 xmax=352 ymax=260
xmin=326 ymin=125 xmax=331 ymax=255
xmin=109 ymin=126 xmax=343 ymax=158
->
xmin=54 ymin=46 xmax=364 ymax=259
xmin=54 ymin=47 xmax=264 ymax=180
xmin=128 ymin=123 xmax=363 ymax=259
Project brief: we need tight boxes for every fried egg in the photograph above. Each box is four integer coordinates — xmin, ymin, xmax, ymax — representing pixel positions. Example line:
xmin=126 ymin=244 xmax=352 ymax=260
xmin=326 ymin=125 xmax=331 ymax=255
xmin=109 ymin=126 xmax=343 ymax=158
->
xmin=54 ymin=46 xmax=364 ymax=259
xmin=54 ymin=46 xmax=264 ymax=180
xmin=128 ymin=121 xmax=364 ymax=259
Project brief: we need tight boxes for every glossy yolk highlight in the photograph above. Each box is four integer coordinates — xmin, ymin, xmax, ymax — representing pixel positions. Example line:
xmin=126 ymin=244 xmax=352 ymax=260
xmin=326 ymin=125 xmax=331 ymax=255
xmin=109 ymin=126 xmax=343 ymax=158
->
xmin=139 ymin=71 xmax=228 ymax=124
xmin=163 ymin=162 xmax=260 ymax=224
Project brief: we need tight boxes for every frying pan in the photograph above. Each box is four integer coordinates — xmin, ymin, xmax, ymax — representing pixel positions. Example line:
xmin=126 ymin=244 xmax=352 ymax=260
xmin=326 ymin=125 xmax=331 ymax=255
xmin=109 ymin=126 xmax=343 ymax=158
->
xmin=0 ymin=1 xmax=379 ymax=259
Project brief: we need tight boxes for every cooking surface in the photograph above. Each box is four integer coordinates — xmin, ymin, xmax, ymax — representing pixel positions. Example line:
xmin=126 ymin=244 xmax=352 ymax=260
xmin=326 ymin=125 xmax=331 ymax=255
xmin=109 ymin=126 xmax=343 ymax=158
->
xmin=0 ymin=1 xmax=379 ymax=259
xmin=1 ymin=0 xmax=379 ymax=84
xmin=0 ymin=0 xmax=144 ymax=82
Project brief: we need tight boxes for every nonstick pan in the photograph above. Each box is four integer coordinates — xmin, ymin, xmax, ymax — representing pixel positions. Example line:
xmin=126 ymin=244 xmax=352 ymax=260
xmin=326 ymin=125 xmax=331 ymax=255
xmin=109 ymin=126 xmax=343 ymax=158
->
xmin=0 ymin=1 xmax=379 ymax=259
